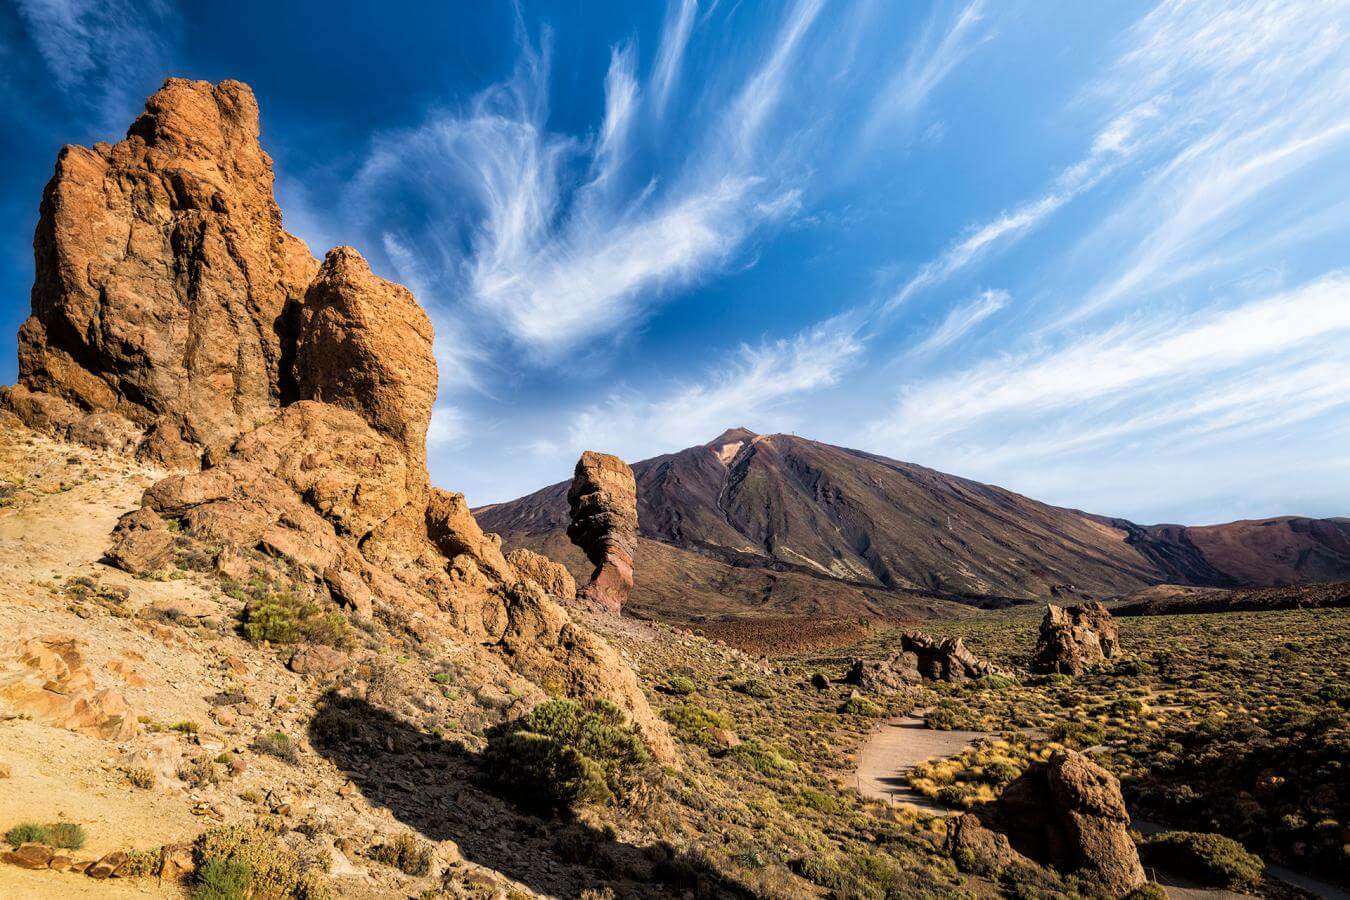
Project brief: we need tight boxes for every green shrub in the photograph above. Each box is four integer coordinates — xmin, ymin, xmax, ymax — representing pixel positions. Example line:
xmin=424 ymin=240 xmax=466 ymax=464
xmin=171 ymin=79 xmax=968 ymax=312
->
xmin=1124 ymin=884 xmax=1170 ymax=900
xmin=370 ymin=832 xmax=432 ymax=876
xmin=1139 ymin=831 xmax=1264 ymax=890
xmin=252 ymin=731 xmax=299 ymax=764
xmin=194 ymin=824 xmax=330 ymax=900
xmin=662 ymin=703 xmax=734 ymax=746
xmin=5 ymin=822 xmax=48 ymax=846
xmin=242 ymin=592 xmax=349 ymax=646
xmin=665 ymin=675 xmax=697 ymax=696
xmin=839 ymin=692 xmax=883 ymax=717
xmin=730 ymin=677 xmax=773 ymax=699
xmin=797 ymin=788 xmax=843 ymax=814
xmin=727 ymin=740 xmax=796 ymax=774
xmin=978 ymin=674 xmax=1018 ymax=690
xmin=47 ymin=821 xmax=85 ymax=850
xmin=194 ymin=857 xmax=251 ymax=900
xmin=484 ymin=698 xmax=655 ymax=814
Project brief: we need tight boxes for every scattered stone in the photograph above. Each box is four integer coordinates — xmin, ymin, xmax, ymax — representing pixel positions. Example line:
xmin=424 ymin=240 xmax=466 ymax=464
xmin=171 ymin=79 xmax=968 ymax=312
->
xmin=0 ymin=633 xmax=137 ymax=739
xmin=3 ymin=842 xmax=54 ymax=869
xmin=47 ymin=854 xmax=76 ymax=872
xmin=1031 ymin=601 xmax=1120 ymax=675
xmin=288 ymin=644 xmax=348 ymax=678
xmin=158 ymin=844 xmax=195 ymax=881
xmin=567 ymin=451 xmax=638 ymax=614
xmin=104 ymin=507 xmax=176 ymax=575
xmin=85 ymin=850 xmax=128 ymax=879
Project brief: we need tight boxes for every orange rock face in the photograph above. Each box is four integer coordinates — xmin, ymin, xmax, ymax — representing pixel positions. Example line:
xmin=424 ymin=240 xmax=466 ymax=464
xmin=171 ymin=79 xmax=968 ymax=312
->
xmin=0 ymin=634 xmax=137 ymax=740
xmin=13 ymin=78 xmax=317 ymax=466
xmin=567 ymin=451 xmax=638 ymax=614
xmin=2 ymin=77 xmax=675 ymax=767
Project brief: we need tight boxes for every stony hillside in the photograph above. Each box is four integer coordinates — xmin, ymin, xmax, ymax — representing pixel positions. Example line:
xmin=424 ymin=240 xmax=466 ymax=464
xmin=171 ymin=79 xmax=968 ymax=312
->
xmin=477 ymin=428 xmax=1350 ymax=617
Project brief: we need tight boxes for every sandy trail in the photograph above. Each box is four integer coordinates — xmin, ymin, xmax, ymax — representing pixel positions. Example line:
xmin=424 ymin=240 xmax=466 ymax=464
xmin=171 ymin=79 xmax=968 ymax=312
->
xmin=853 ymin=716 xmax=991 ymax=813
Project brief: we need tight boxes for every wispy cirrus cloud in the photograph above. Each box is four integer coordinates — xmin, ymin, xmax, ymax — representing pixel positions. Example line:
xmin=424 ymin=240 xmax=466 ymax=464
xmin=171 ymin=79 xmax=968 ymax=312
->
xmin=882 ymin=100 xmax=1159 ymax=314
xmin=566 ymin=316 xmax=864 ymax=462
xmin=351 ymin=2 xmax=830 ymax=364
xmin=1060 ymin=0 xmax=1350 ymax=324
xmin=873 ymin=273 xmax=1350 ymax=460
xmin=12 ymin=0 xmax=177 ymax=126
xmin=906 ymin=287 xmax=1008 ymax=357
xmin=863 ymin=0 xmax=989 ymax=142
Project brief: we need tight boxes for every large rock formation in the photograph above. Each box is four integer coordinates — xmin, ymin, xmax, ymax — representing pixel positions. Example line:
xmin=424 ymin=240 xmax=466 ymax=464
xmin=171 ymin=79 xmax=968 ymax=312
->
xmin=566 ymin=451 xmax=638 ymax=614
xmin=3 ymin=78 xmax=674 ymax=765
xmin=847 ymin=631 xmax=998 ymax=692
xmin=1031 ymin=601 xmax=1121 ymax=675
xmin=7 ymin=78 xmax=317 ymax=467
xmin=948 ymin=749 xmax=1146 ymax=897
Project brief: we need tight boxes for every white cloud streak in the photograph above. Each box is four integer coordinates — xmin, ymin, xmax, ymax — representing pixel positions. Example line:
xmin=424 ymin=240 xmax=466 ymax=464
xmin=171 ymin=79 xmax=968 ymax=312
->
xmin=864 ymin=1 xmax=987 ymax=141
xmin=650 ymin=0 xmax=698 ymax=116
xmin=875 ymin=273 xmax=1350 ymax=452
xmin=907 ymin=287 xmax=1008 ymax=357
xmin=353 ymin=0 xmax=831 ymax=362
xmin=568 ymin=317 xmax=864 ymax=462
xmin=14 ymin=0 xmax=176 ymax=126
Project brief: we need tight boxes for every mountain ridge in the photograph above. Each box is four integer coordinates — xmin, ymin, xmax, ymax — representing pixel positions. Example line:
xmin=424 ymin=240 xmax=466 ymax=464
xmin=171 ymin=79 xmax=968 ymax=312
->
xmin=476 ymin=428 xmax=1350 ymax=620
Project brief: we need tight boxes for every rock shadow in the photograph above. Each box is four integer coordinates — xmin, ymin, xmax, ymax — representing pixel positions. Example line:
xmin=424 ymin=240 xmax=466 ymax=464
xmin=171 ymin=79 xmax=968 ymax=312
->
xmin=309 ymin=693 xmax=752 ymax=898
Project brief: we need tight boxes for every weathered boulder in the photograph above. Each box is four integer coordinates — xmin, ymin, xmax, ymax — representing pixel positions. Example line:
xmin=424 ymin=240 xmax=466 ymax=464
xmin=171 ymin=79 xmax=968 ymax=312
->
xmin=847 ymin=631 xmax=998 ymax=691
xmin=506 ymin=548 xmax=577 ymax=600
xmin=2 ymin=843 xmax=54 ymax=869
xmin=10 ymin=78 xmax=316 ymax=465
xmin=426 ymin=488 xmax=516 ymax=584
xmin=566 ymin=451 xmax=638 ymax=613
xmin=105 ymin=507 xmax=176 ymax=575
xmin=1031 ymin=601 xmax=1120 ymax=675
xmin=295 ymin=247 xmax=437 ymax=471
xmin=958 ymin=749 xmax=1145 ymax=896
xmin=0 ymin=634 xmax=137 ymax=740
xmin=288 ymin=644 xmax=348 ymax=678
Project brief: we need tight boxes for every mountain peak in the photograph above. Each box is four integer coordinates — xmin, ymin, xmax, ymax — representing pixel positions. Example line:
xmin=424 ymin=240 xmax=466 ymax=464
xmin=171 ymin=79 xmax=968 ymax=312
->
xmin=707 ymin=427 xmax=758 ymax=446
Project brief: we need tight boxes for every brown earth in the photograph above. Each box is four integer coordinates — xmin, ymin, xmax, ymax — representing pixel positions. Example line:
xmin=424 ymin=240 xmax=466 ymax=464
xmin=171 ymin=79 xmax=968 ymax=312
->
xmin=1113 ymin=580 xmax=1350 ymax=616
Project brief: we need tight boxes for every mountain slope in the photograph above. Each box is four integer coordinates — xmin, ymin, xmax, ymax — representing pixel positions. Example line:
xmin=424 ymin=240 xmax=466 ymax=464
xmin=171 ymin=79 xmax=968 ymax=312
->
xmin=476 ymin=429 xmax=1350 ymax=619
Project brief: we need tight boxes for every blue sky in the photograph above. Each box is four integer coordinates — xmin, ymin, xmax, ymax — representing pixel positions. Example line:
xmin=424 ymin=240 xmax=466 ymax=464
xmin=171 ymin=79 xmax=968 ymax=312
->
xmin=2 ymin=0 xmax=1348 ymax=524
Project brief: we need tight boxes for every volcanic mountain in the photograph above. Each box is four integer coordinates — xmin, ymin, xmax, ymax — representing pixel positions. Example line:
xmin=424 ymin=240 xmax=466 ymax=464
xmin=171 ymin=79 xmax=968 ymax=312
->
xmin=475 ymin=428 xmax=1350 ymax=622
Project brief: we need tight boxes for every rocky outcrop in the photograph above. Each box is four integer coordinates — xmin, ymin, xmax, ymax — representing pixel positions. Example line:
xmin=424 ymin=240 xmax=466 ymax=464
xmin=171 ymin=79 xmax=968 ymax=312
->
xmin=847 ymin=631 xmax=998 ymax=691
xmin=950 ymin=749 xmax=1146 ymax=897
xmin=1031 ymin=602 xmax=1120 ymax=675
xmin=0 ymin=634 xmax=137 ymax=740
xmin=105 ymin=507 xmax=177 ymax=576
xmin=7 ymin=78 xmax=316 ymax=467
xmin=294 ymin=247 xmax=437 ymax=471
xmin=567 ymin=451 xmax=638 ymax=614
xmin=2 ymin=78 xmax=673 ymax=765
xmin=507 ymin=548 xmax=577 ymax=600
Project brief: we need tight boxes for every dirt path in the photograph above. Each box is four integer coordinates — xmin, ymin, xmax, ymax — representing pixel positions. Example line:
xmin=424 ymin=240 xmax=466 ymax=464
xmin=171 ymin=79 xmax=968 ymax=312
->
xmin=853 ymin=716 xmax=991 ymax=813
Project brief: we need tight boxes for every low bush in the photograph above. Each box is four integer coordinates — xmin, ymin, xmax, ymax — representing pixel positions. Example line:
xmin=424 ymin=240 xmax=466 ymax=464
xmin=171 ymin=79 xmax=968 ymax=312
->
xmin=484 ymin=698 xmax=656 ymax=814
xmin=662 ymin=703 xmax=734 ymax=746
xmin=839 ymin=692 xmax=883 ymax=717
xmin=252 ymin=731 xmax=300 ymax=764
xmin=47 ymin=821 xmax=86 ymax=850
xmin=5 ymin=822 xmax=48 ymax=846
xmin=242 ymin=592 xmax=349 ymax=646
xmin=194 ymin=857 xmax=251 ymax=900
xmin=730 ymin=677 xmax=773 ymax=699
xmin=370 ymin=832 xmax=433 ymax=876
xmin=1139 ymin=831 xmax=1264 ymax=890
xmin=727 ymin=740 xmax=797 ymax=774
xmin=665 ymin=675 xmax=697 ymax=696
xmin=194 ymin=824 xmax=330 ymax=900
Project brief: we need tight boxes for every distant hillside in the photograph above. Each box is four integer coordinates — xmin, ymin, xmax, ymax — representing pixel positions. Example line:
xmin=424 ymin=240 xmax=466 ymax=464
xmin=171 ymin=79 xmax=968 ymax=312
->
xmin=476 ymin=428 xmax=1350 ymax=621
xmin=1113 ymin=581 xmax=1350 ymax=616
